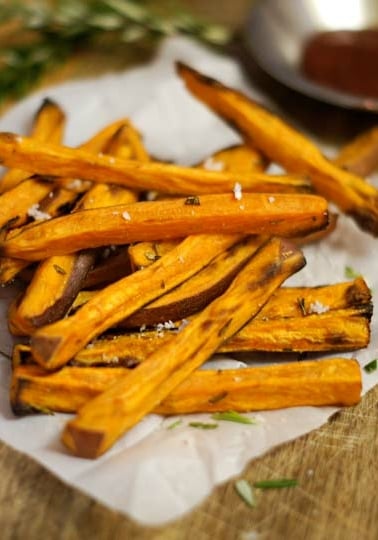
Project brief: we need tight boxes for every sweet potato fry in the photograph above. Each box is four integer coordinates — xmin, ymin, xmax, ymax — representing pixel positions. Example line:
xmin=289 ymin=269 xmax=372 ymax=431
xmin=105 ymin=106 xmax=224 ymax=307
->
xmin=70 ymin=275 xmax=372 ymax=332
xmin=199 ymin=143 xmax=269 ymax=174
xmin=0 ymin=132 xmax=313 ymax=195
xmin=176 ymin=62 xmax=378 ymax=236
xmin=30 ymin=234 xmax=251 ymax=370
xmin=10 ymin=358 xmax=361 ymax=416
xmin=335 ymin=126 xmax=378 ymax=177
xmin=0 ymin=98 xmax=66 ymax=194
xmin=1 ymin=193 xmax=328 ymax=261
xmin=61 ymin=237 xmax=306 ymax=458
xmin=12 ymin=295 xmax=371 ymax=369
xmin=55 ymin=305 xmax=371 ymax=364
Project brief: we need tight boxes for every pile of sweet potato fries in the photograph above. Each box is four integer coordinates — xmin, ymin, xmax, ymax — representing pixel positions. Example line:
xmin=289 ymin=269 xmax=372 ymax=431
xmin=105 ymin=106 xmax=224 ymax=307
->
xmin=0 ymin=63 xmax=376 ymax=458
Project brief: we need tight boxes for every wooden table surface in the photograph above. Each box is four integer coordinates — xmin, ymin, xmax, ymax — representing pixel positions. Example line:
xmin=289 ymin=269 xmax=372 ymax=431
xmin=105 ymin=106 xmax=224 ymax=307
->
xmin=0 ymin=2 xmax=377 ymax=539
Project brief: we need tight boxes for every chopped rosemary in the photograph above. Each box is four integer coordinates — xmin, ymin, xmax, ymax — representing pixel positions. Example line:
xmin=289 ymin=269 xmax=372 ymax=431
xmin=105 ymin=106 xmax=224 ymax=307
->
xmin=189 ymin=421 xmax=218 ymax=430
xmin=234 ymin=479 xmax=256 ymax=508
xmin=144 ymin=251 xmax=159 ymax=262
xmin=297 ymin=297 xmax=306 ymax=316
xmin=208 ymin=391 xmax=228 ymax=404
xmin=344 ymin=265 xmax=361 ymax=279
xmin=166 ymin=419 xmax=182 ymax=430
xmin=363 ymin=359 xmax=377 ymax=373
xmin=211 ymin=411 xmax=257 ymax=425
xmin=253 ymin=478 xmax=298 ymax=489
xmin=184 ymin=196 xmax=201 ymax=206
xmin=53 ymin=264 xmax=67 ymax=275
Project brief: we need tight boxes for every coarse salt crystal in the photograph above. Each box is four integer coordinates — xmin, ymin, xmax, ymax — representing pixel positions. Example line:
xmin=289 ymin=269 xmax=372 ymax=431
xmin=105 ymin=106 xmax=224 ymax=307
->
xmin=27 ymin=204 xmax=51 ymax=221
xmin=122 ymin=211 xmax=131 ymax=221
xmin=308 ymin=301 xmax=329 ymax=314
xmin=268 ymin=196 xmax=276 ymax=203
xmin=203 ymin=157 xmax=225 ymax=171
xmin=233 ymin=182 xmax=242 ymax=200
xmin=67 ymin=179 xmax=84 ymax=191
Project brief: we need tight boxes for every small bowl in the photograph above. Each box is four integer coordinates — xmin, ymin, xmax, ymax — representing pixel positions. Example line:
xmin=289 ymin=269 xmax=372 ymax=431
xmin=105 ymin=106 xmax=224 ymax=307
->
xmin=244 ymin=0 xmax=378 ymax=111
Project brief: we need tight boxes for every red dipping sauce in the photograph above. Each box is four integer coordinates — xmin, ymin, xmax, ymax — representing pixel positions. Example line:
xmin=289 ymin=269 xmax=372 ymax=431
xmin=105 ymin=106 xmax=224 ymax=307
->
xmin=301 ymin=29 xmax=378 ymax=98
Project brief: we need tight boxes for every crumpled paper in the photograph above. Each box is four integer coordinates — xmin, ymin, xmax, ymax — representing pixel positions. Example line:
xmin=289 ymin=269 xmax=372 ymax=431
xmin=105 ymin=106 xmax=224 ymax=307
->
xmin=0 ymin=36 xmax=377 ymax=526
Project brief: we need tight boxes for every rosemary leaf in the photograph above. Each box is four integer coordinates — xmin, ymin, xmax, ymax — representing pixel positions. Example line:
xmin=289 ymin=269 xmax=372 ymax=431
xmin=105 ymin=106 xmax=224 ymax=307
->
xmin=0 ymin=0 xmax=230 ymax=105
xmin=189 ymin=421 xmax=218 ymax=430
xmin=363 ymin=359 xmax=377 ymax=373
xmin=212 ymin=411 xmax=257 ymax=425
xmin=253 ymin=478 xmax=298 ymax=489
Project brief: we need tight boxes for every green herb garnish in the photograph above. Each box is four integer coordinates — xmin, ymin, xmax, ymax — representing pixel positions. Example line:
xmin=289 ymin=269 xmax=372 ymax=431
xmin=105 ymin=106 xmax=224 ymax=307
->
xmin=0 ymin=0 xmax=231 ymax=105
xmin=363 ymin=359 xmax=377 ymax=373
xmin=253 ymin=478 xmax=298 ymax=489
xmin=184 ymin=195 xmax=201 ymax=206
xmin=297 ymin=297 xmax=306 ymax=316
xmin=344 ymin=265 xmax=361 ymax=279
xmin=234 ymin=479 xmax=256 ymax=508
xmin=212 ymin=411 xmax=256 ymax=425
xmin=166 ymin=419 xmax=182 ymax=430
xmin=189 ymin=421 xmax=218 ymax=430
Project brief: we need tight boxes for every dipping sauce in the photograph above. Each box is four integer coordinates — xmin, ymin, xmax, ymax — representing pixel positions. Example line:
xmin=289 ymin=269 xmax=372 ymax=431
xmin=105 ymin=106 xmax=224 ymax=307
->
xmin=301 ymin=29 xmax=378 ymax=98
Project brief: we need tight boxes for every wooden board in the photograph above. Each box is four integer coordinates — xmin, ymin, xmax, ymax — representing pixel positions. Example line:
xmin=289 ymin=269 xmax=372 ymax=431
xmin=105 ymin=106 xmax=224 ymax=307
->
xmin=0 ymin=2 xmax=377 ymax=538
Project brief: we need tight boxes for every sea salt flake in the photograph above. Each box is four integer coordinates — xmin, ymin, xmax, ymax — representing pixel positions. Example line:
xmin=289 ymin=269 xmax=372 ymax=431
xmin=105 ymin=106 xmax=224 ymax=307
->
xmin=308 ymin=301 xmax=329 ymax=314
xmin=203 ymin=157 xmax=224 ymax=171
xmin=67 ymin=179 xmax=84 ymax=190
xmin=268 ymin=196 xmax=276 ymax=203
xmin=233 ymin=182 xmax=242 ymax=200
xmin=27 ymin=204 xmax=51 ymax=221
xmin=122 ymin=211 xmax=131 ymax=221
xmin=178 ymin=319 xmax=190 ymax=332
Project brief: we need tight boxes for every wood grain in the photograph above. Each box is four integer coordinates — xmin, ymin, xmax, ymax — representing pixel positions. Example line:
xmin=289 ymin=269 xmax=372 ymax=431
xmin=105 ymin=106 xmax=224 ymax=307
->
xmin=0 ymin=1 xmax=377 ymax=538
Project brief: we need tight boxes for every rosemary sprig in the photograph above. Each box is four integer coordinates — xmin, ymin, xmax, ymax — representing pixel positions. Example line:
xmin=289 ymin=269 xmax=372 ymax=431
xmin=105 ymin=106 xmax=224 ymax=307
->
xmin=0 ymin=0 xmax=231 ymax=105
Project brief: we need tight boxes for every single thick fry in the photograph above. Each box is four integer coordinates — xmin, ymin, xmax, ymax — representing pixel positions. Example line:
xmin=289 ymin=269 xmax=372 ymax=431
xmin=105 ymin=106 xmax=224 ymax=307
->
xmin=335 ymin=126 xmax=378 ymax=177
xmin=2 ymin=193 xmax=328 ymax=261
xmin=52 ymin=306 xmax=370 ymax=364
xmin=10 ymin=358 xmax=361 ymax=416
xmin=61 ymin=237 xmax=306 ymax=458
xmin=71 ymin=275 xmax=372 ymax=335
xmin=30 ymin=234 xmax=250 ymax=369
xmin=176 ymin=63 xmax=378 ymax=236
xmin=0 ymin=98 xmax=66 ymax=194
xmin=0 ymin=132 xmax=313 ymax=195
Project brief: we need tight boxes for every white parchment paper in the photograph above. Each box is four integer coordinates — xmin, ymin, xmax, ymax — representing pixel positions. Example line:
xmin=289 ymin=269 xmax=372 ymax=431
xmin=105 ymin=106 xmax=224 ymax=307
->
xmin=0 ymin=37 xmax=377 ymax=526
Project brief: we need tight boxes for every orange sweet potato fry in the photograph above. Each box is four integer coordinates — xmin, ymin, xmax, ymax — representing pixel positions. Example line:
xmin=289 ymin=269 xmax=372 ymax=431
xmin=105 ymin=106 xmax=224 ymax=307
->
xmin=1 ymin=193 xmax=328 ymax=261
xmin=176 ymin=62 xmax=378 ymax=236
xmin=0 ymin=132 xmax=313 ymax=195
xmin=10 ymin=358 xmax=361 ymax=416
